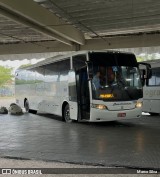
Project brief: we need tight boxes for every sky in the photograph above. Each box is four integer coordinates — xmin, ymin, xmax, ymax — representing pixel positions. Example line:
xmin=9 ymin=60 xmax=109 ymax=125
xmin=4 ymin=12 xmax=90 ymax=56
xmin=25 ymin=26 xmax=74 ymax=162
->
xmin=0 ymin=58 xmax=44 ymax=68
xmin=0 ymin=58 xmax=45 ymax=73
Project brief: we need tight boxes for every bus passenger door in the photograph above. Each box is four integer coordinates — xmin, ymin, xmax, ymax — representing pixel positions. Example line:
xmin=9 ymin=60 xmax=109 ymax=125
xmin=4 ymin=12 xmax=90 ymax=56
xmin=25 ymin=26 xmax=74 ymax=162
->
xmin=68 ymin=70 xmax=78 ymax=120
xmin=76 ymin=67 xmax=90 ymax=120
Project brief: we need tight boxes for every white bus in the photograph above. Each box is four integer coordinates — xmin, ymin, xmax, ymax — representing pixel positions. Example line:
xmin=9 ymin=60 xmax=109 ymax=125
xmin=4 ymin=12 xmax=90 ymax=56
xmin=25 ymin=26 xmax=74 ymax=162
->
xmin=15 ymin=51 xmax=151 ymax=122
xmin=142 ymin=59 xmax=160 ymax=115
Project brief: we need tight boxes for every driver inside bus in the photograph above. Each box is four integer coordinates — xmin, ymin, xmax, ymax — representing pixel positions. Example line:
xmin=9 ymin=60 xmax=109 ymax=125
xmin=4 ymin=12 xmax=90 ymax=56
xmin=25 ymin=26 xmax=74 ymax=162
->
xmin=108 ymin=73 xmax=116 ymax=86
xmin=107 ymin=67 xmax=116 ymax=86
xmin=92 ymin=71 xmax=101 ymax=90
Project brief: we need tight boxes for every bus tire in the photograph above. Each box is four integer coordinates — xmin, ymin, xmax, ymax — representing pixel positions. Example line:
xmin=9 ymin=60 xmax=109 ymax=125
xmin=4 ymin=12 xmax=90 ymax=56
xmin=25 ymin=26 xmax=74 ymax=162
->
xmin=64 ymin=104 xmax=72 ymax=123
xmin=24 ymin=100 xmax=30 ymax=113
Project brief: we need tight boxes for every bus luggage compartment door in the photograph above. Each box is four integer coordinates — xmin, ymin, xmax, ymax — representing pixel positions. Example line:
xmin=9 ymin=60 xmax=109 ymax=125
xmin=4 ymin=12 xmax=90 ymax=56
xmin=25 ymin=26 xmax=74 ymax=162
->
xmin=68 ymin=70 xmax=78 ymax=120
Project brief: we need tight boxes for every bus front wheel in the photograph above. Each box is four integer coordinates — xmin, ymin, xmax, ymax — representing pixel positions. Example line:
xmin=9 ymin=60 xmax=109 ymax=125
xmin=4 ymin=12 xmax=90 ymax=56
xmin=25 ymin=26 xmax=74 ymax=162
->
xmin=64 ymin=104 xmax=72 ymax=123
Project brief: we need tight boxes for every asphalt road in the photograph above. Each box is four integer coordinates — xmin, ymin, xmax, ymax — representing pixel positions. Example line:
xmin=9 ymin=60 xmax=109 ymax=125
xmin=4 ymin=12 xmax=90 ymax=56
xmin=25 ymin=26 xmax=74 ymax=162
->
xmin=0 ymin=111 xmax=160 ymax=171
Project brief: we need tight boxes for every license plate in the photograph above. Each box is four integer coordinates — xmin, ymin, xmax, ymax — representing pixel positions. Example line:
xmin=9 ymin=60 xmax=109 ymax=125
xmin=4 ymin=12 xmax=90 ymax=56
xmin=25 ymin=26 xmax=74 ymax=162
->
xmin=117 ymin=113 xmax=126 ymax=117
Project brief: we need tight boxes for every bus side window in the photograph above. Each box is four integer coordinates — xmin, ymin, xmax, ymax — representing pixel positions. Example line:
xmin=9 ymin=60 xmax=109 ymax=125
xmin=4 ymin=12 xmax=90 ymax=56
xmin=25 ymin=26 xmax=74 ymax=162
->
xmin=45 ymin=63 xmax=59 ymax=82
xmin=58 ymin=58 xmax=70 ymax=81
xmin=148 ymin=71 xmax=156 ymax=86
xmin=26 ymin=69 xmax=35 ymax=84
xmin=156 ymin=69 xmax=160 ymax=86
xmin=148 ymin=68 xmax=160 ymax=86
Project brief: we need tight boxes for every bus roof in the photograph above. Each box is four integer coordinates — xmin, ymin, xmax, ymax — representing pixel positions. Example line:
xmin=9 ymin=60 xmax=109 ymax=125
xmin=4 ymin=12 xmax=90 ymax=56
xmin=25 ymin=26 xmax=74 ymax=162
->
xmin=16 ymin=50 xmax=135 ymax=71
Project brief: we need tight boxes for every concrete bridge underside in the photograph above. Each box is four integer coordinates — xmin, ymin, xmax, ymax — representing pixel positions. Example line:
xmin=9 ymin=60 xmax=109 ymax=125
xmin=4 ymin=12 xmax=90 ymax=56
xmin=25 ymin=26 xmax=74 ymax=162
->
xmin=0 ymin=0 xmax=160 ymax=59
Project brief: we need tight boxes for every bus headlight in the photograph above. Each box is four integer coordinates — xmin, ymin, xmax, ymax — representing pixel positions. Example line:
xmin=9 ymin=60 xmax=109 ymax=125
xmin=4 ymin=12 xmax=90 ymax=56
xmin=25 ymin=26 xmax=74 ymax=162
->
xmin=91 ymin=104 xmax=107 ymax=110
xmin=135 ymin=101 xmax=143 ymax=108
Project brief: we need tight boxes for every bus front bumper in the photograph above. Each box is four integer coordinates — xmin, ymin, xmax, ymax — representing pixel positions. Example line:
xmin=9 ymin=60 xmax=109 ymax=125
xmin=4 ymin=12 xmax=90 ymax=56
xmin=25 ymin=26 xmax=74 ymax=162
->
xmin=90 ymin=107 xmax=142 ymax=122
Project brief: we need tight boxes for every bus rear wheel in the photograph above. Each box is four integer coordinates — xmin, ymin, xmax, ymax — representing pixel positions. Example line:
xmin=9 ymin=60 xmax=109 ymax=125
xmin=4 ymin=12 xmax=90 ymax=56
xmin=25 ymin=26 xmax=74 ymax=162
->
xmin=24 ymin=100 xmax=37 ymax=114
xmin=24 ymin=100 xmax=29 ymax=113
xmin=64 ymin=104 xmax=72 ymax=123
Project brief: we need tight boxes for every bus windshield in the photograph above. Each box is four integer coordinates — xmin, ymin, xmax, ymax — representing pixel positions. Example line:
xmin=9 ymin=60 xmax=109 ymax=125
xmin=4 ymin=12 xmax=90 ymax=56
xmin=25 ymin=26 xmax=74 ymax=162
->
xmin=89 ymin=52 xmax=143 ymax=101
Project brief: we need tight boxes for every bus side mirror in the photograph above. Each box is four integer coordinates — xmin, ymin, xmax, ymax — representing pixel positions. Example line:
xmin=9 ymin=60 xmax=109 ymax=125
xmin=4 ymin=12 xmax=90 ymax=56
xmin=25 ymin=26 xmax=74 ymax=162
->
xmin=138 ymin=62 xmax=152 ymax=80
xmin=86 ymin=61 xmax=93 ymax=80
xmin=140 ymin=69 xmax=145 ymax=86
xmin=147 ymin=67 xmax=152 ymax=79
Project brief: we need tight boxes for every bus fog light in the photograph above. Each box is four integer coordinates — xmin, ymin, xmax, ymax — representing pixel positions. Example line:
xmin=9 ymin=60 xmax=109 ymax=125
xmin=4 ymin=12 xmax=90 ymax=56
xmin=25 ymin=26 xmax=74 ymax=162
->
xmin=92 ymin=104 xmax=107 ymax=110
xmin=136 ymin=102 xmax=143 ymax=108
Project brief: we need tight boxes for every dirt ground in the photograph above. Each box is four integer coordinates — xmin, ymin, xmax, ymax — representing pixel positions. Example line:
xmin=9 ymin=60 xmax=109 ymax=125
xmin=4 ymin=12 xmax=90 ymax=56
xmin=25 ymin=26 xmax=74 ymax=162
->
xmin=0 ymin=97 xmax=15 ymax=108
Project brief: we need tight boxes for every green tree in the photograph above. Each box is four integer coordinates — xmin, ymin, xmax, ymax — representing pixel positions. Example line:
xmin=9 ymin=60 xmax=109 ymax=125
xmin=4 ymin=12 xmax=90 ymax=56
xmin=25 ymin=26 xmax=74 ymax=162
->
xmin=0 ymin=66 xmax=13 ymax=87
xmin=136 ymin=56 xmax=145 ymax=62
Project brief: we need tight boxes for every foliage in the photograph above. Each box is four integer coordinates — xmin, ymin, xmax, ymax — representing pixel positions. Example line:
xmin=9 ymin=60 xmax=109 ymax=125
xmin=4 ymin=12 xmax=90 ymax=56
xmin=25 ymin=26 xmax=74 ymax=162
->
xmin=15 ymin=79 xmax=42 ymax=85
xmin=0 ymin=66 xmax=13 ymax=87
xmin=136 ymin=56 xmax=145 ymax=62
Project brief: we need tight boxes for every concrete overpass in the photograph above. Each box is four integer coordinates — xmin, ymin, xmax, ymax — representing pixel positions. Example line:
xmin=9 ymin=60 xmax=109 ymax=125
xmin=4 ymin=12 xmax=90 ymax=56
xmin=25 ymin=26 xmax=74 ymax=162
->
xmin=0 ymin=0 xmax=160 ymax=59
